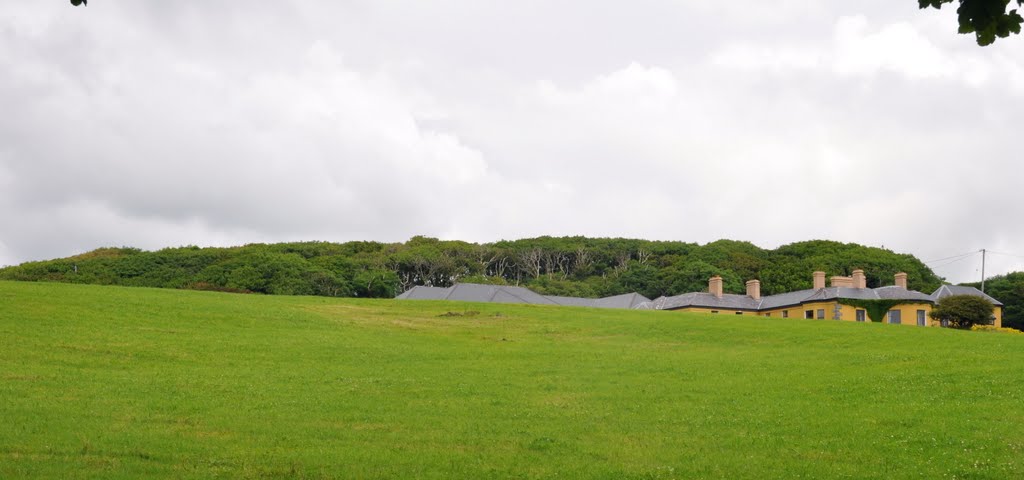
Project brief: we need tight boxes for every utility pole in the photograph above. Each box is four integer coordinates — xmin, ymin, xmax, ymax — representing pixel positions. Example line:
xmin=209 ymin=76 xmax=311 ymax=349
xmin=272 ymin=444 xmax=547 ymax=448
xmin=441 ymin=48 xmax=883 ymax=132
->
xmin=981 ymin=248 xmax=986 ymax=293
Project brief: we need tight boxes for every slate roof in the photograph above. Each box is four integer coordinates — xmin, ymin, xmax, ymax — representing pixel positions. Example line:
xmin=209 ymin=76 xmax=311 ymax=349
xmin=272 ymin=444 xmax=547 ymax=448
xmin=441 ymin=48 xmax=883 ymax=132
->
xmin=543 ymin=296 xmax=599 ymax=308
xmin=398 ymin=281 xmax=947 ymax=313
xmin=395 ymin=283 xmax=650 ymax=309
xmin=757 ymin=289 xmax=819 ymax=309
xmin=591 ymin=292 xmax=652 ymax=309
xmin=646 ymin=292 xmax=762 ymax=311
xmin=397 ymin=283 xmax=557 ymax=305
xmin=395 ymin=286 xmax=448 ymax=300
xmin=446 ymin=283 xmax=557 ymax=305
xmin=930 ymin=284 xmax=1004 ymax=306
xmin=799 ymin=286 xmax=933 ymax=303
xmin=872 ymin=286 xmax=935 ymax=302
xmin=648 ymin=285 xmax=935 ymax=312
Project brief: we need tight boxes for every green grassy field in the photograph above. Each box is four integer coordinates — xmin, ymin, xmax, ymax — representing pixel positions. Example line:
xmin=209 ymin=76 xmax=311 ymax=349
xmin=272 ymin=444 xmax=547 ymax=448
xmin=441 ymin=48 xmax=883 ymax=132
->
xmin=1 ymin=281 xmax=1022 ymax=479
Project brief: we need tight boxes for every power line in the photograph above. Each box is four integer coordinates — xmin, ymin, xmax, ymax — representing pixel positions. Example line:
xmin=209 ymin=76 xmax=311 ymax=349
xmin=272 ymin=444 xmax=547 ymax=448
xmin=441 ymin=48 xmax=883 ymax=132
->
xmin=924 ymin=251 xmax=978 ymax=265
xmin=929 ymin=254 xmax=975 ymax=270
xmin=987 ymin=250 xmax=1024 ymax=260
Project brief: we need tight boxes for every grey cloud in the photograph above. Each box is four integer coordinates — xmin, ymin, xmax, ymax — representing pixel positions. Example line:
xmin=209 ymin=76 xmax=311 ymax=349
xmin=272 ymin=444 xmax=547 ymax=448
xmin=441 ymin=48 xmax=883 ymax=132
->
xmin=2 ymin=2 xmax=1023 ymax=283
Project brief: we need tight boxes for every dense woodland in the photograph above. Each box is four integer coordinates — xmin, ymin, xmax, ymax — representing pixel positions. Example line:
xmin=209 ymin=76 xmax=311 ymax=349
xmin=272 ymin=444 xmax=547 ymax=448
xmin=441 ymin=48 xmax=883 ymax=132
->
xmin=962 ymin=272 xmax=1024 ymax=330
xmin=0 ymin=236 xmax=943 ymax=294
xmin=3 ymin=236 xmax=1020 ymax=328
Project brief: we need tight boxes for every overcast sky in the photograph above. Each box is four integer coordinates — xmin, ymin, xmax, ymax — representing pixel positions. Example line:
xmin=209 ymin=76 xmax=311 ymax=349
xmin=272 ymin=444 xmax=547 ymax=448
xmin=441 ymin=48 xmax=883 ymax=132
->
xmin=3 ymin=1 xmax=1023 ymax=284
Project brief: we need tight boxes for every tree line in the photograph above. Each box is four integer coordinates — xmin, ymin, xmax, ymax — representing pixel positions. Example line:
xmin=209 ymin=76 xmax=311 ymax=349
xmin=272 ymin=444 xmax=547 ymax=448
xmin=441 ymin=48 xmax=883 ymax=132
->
xmin=1 ymin=236 xmax=944 ymax=299
xmin=962 ymin=272 xmax=1024 ymax=330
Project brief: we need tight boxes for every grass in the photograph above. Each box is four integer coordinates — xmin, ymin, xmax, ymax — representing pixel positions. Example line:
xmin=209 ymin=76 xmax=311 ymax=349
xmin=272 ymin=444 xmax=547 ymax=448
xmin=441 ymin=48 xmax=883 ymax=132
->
xmin=1 ymin=280 xmax=1023 ymax=479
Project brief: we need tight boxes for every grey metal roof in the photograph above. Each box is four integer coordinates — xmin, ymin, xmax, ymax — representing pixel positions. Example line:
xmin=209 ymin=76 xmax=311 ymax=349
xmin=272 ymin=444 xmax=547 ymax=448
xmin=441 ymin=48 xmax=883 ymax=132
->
xmin=395 ymin=286 xmax=449 ymax=300
xmin=442 ymin=283 xmax=558 ymax=305
xmin=931 ymin=284 xmax=1004 ymax=306
xmin=544 ymin=296 xmax=599 ymax=307
xmin=395 ymin=283 xmax=647 ymax=309
xmin=633 ymin=297 xmax=661 ymax=310
xmin=593 ymin=292 xmax=652 ymax=309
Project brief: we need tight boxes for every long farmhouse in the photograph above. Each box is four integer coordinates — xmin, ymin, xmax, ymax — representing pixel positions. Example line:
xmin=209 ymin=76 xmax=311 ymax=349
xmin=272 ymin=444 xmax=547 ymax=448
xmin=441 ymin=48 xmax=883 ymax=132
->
xmin=641 ymin=270 xmax=1003 ymax=327
xmin=397 ymin=269 xmax=1003 ymax=327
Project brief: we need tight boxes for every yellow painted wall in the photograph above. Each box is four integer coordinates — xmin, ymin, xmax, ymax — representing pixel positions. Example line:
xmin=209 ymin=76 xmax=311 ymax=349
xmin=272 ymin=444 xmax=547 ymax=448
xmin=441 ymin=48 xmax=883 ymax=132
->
xmin=758 ymin=307 xmax=794 ymax=319
xmin=881 ymin=303 xmax=932 ymax=326
xmin=760 ymin=302 xmax=849 ymax=321
xmin=671 ymin=301 xmax=954 ymax=327
xmin=671 ymin=307 xmax=755 ymax=316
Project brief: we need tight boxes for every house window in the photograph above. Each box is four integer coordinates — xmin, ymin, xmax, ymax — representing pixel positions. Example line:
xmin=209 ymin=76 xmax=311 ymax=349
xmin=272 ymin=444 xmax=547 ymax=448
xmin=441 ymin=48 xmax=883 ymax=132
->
xmin=917 ymin=309 xmax=926 ymax=326
xmin=805 ymin=310 xmax=814 ymax=319
xmin=735 ymin=311 xmax=743 ymax=315
xmin=856 ymin=309 xmax=866 ymax=322
xmin=711 ymin=310 xmax=719 ymax=314
xmin=888 ymin=309 xmax=902 ymax=324
xmin=765 ymin=313 xmax=771 ymax=318
xmin=782 ymin=310 xmax=789 ymax=318
xmin=816 ymin=309 xmax=825 ymax=319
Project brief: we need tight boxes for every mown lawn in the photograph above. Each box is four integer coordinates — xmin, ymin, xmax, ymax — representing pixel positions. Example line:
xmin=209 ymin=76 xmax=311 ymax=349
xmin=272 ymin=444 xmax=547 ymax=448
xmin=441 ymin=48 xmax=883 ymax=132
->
xmin=1 ymin=281 xmax=1022 ymax=479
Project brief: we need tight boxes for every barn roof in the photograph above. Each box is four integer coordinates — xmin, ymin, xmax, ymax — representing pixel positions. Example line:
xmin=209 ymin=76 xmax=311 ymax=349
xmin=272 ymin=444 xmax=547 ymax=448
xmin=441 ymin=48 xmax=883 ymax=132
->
xmin=396 ymin=283 xmax=650 ymax=309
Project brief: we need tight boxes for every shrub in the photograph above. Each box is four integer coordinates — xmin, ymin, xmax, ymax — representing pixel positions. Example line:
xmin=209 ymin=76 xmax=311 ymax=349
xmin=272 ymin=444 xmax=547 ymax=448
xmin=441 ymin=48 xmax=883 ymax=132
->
xmin=930 ymin=295 xmax=995 ymax=329
xmin=970 ymin=325 xmax=1023 ymax=335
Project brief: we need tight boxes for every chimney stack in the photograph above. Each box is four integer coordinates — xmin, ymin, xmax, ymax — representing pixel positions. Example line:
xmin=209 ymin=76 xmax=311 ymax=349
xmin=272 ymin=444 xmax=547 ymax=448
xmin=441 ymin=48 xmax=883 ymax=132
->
xmin=709 ymin=276 xmax=723 ymax=298
xmin=813 ymin=271 xmax=826 ymax=290
xmin=831 ymin=276 xmax=853 ymax=288
xmin=895 ymin=272 xmax=908 ymax=289
xmin=746 ymin=279 xmax=761 ymax=300
xmin=852 ymin=269 xmax=866 ymax=289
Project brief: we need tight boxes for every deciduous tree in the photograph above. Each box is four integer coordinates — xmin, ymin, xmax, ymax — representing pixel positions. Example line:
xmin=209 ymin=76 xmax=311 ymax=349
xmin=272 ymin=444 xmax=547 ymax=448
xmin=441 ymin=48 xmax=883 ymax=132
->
xmin=919 ymin=0 xmax=1023 ymax=45
xmin=929 ymin=294 xmax=995 ymax=328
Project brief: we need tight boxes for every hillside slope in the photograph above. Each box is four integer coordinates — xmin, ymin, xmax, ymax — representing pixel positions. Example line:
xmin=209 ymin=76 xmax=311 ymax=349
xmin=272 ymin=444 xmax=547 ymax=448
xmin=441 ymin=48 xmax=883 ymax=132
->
xmin=1 ymin=281 xmax=1022 ymax=479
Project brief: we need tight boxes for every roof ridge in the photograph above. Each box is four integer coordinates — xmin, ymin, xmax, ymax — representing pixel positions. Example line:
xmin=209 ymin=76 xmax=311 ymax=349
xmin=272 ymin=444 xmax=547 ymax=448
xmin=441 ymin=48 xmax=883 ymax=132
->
xmin=487 ymin=285 xmax=504 ymax=302
xmin=499 ymin=285 xmax=549 ymax=304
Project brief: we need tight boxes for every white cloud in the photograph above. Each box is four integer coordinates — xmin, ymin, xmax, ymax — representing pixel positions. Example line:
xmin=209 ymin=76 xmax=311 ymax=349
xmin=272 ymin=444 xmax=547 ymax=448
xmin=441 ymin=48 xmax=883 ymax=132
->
xmin=2 ymin=1 xmax=1024 ymax=284
xmin=0 ymin=12 xmax=494 ymax=259
xmin=833 ymin=15 xmax=955 ymax=79
xmin=711 ymin=45 xmax=821 ymax=72
xmin=709 ymin=14 xmax=1021 ymax=89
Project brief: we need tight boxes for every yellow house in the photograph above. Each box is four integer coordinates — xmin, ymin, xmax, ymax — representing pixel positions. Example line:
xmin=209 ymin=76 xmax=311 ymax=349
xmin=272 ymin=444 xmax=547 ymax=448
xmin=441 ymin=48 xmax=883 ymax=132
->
xmin=642 ymin=270 xmax=1003 ymax=327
